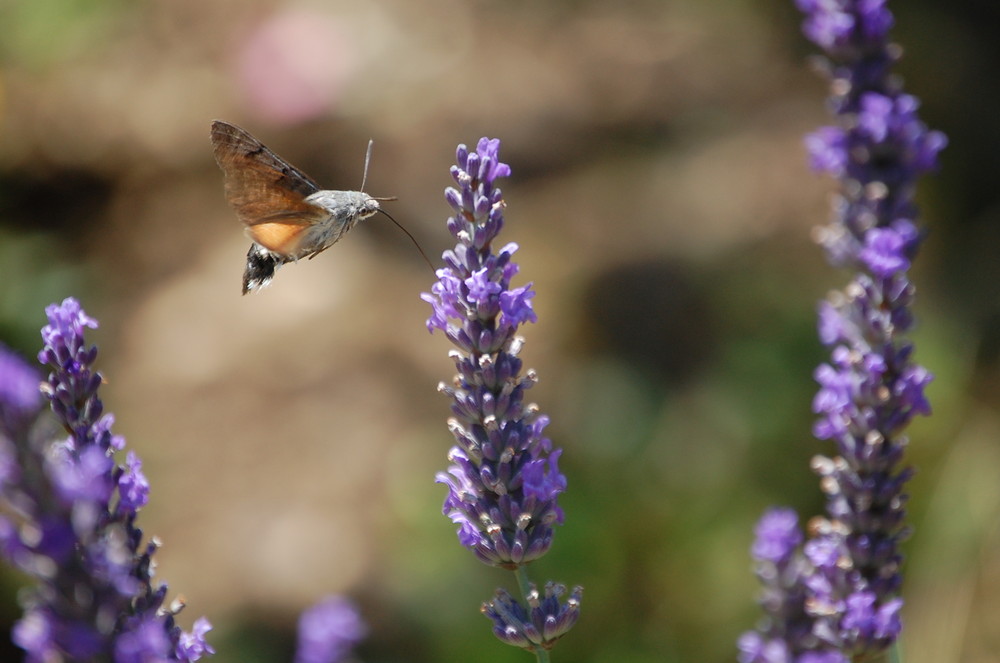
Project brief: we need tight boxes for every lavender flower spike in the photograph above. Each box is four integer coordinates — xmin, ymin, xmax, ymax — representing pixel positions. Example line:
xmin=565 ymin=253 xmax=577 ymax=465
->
xmin=738 ymin=510 xmax=846 ymax=663
xmin=0 ymin=297 xmax=212 ymax=662
xmin=423 ymin=139 xmax=580 ymax=655
xmin=740 ymin=2 xmax=945 ymax=661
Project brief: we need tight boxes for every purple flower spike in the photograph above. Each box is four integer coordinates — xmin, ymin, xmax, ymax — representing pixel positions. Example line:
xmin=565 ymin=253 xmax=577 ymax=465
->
xmin=423 ymin=139 xmax=580 ymax=653
xmin=0 ymin=298 xmax=211 ymax=662
xmin=294 ymin=597 xmax=366 ymax=663
xmin=742 ymin=1 xmax=944 ymax=660
xmin=423 ymin=139 xmax=565 ymax=568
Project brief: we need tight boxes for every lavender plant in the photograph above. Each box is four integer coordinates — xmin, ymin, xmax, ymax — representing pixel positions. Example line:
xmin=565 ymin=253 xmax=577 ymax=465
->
xmin=0 ymin=298 xmax=214 ymax=662
xmin=422 ymin=138 xmax=581 ymax=660
xmin=739 ymin=2 xmax=946 ymax=662
xmin=0 ymin=298 xmax=373 ymax=663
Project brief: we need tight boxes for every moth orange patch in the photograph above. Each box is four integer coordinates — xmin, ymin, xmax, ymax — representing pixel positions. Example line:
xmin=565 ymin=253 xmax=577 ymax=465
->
xmin=248 ymin=222 xmax=311 ymax=256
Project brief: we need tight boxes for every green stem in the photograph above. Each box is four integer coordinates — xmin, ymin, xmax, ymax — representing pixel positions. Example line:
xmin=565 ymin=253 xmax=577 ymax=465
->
xmin=512 ymin=566 xmax=551 ymax=663
xmin=853 ymin=642 xmax=902 ymax=663
xmin=887 ymin=641 xmax=902 ymax=663
xmin=514 ymin=565 xmax=533 ymax=600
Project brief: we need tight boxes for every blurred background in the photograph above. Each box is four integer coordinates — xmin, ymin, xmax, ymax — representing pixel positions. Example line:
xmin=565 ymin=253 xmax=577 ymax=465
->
xmin=0 ymin=0 xmax=997 ymax=661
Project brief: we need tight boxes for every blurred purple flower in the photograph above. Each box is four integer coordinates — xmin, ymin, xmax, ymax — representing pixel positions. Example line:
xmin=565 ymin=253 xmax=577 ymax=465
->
xmin=115 ymin=617 xmax=172 ymax=663
xmin=751 ymin=508 xmax=803 ymax=565
xmin=119 ymin=451 xmax=151 ymax=513
xmin=858 ymin=227 xmax=909 ymax=277
xmin=176 ymin=617 xmax=215 ymax=661
xmin=795 ymin=0 xmax=893 ymax=54
xmin=805 ymin=127 xmax=848 ymax=176
xmin=742 ymin=1 xmax=944 ymax=660
xmin=294 ymin=596 xmax=366 ymax=663
xmin=0 ymin=344 xmax=42 ymax=438
xmin=0 ymin=297 xmax=211 ymax=662
xmin=422 ymin=139 xmax=580 ymax=653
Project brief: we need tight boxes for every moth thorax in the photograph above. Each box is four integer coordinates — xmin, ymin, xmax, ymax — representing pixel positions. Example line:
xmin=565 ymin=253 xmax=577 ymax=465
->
xmin=306 ymin=189 xmax=380 ymax=221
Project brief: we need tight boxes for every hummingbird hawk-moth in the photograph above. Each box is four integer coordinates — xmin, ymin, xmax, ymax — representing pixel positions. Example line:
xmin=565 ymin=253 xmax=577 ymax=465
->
xmin=210 ymin=120 xmax=425 ymax=294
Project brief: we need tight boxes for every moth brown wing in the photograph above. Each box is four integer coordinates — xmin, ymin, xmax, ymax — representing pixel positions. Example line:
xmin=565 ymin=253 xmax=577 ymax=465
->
xmin=210 ymin=120 xmax=321 ymax=196
xmin=210 ymin=120 xmax=328 ymax=255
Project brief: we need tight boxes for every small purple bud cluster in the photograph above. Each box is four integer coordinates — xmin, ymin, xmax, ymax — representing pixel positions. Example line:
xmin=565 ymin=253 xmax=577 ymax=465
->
xmin=0 ymin=298 xmax=212 ymax=662
xmin=740 ymin=2 xmax=945 ymax=661
xmin=482 ymin=583 xmax=582 ymax=652
xmin=422 ymin=139 xmax=580 ymax=653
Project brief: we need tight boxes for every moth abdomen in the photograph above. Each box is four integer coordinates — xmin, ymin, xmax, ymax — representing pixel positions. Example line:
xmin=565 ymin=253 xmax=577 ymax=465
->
xmin=242 ymin=244 xmax=285 ymax=295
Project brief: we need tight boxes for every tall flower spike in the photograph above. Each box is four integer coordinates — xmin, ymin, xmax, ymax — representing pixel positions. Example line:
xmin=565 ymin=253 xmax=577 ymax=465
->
xmin=740 ymin=2 xmax=945 ymax=660
xmin=423 ymin=139 xmax=580 ymax=655
xmin=0 ymin=297 xmax=213 ymax=662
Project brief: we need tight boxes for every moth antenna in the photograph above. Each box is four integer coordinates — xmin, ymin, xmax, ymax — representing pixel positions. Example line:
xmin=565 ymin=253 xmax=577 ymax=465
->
xmin=361 ymin=139 xmax=375 ymax=192
xmin=360 ymin=141 xmax=431 ymax=272
xmin=375 ymin=208 xmax=435 ymax=274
